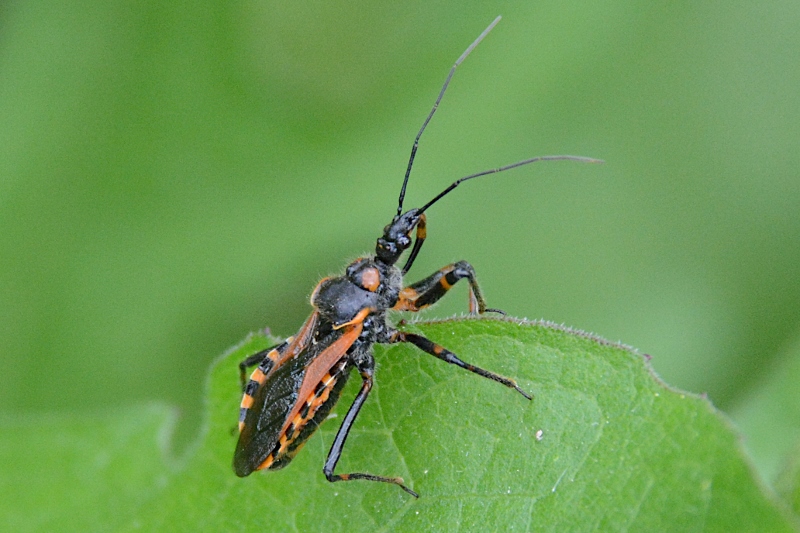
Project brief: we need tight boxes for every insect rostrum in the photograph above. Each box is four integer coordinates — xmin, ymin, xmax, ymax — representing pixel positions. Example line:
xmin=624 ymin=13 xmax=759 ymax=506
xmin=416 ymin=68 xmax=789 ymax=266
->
xmin=233 ymin=16 xmax=601 ymax=498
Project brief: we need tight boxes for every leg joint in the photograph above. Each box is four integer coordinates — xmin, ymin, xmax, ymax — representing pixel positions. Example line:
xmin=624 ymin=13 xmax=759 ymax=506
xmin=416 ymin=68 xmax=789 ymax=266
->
xmin=451 ymin=260 xmax=476 ymax=276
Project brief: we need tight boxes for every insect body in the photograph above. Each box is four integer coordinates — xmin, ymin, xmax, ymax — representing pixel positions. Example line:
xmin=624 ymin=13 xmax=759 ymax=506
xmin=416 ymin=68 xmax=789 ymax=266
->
xmin=234 ymin=16 xmax=600 ymax=498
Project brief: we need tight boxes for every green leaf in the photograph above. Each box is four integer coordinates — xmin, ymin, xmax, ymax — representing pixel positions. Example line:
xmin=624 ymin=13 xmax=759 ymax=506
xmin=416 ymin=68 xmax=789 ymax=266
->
xmin=3 ymin=319 xmax=797 ymax=531
xmin=0 ymin=405 xmax=174 ymax=532
xmin=140 ymin=319 xmax=799 ymax=530
xmin=775 ymin=443 xmax=800 ymax=516
xmin=730 ymin=334 xmax=800 ymax=485
xmin=730 ymin=332 xmax=800 ymax=518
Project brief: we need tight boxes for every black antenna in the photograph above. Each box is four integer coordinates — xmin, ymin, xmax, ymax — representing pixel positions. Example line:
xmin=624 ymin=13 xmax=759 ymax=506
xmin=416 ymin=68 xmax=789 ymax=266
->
xmin=396 ymin=16 xmax=502 ymax=217
xmin=418 ymin=155 xmax=604 ymax=215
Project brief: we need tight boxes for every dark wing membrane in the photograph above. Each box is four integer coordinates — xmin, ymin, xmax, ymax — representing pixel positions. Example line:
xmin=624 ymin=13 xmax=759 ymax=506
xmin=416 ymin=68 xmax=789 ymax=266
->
xmin=233 ymin=322 xmax=344 ymax=476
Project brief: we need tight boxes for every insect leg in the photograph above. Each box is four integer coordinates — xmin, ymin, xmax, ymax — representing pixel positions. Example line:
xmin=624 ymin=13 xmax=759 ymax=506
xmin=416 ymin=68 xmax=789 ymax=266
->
xmin=393 ymin=260 xmax=503 ymax=314
xmin=323 ymin=355 xmax=419 ymax=497
xmin=390 ymin=330 xmax=532 ymax=400
xmin=400 ymin=214 xmax=427 ymax=274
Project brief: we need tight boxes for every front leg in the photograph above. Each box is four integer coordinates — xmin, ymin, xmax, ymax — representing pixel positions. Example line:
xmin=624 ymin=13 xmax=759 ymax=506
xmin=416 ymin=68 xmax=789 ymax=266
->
xmin=393 ymin=260 xmax=503 ymax=314
xmin=390 ymin=330 xmax=532 ymax=400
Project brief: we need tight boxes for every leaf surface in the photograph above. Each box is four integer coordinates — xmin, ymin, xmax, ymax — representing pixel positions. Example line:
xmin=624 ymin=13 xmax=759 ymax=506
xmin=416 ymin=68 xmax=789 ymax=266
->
xmin=135 ymin=318 xmax=798 ymax=531
xmin=2 ymin=319 xmax=796 ymax=531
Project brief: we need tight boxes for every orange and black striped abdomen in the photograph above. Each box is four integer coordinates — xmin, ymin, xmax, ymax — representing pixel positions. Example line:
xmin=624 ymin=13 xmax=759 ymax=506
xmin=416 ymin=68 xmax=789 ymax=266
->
xmin=269 ymin=359 xmax=352 ymax=470
xmin=233 ymin=323 xmax=362 ymax=477
xmin=234 ymin=342 xmax=308 ymax=476
xmin=237 ymin=342 xmax=288 ymax=433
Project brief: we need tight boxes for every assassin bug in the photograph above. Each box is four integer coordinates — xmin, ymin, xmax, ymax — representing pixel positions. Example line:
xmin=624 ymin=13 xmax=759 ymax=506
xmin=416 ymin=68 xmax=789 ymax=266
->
xmin=233 ymin=16 xmax=601 ymax=498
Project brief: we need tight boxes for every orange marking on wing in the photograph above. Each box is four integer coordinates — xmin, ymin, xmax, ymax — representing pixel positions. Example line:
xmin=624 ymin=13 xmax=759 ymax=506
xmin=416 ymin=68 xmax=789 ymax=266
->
xmin=333 ymin=307 xmax=372 ymax=330
xmin=238 ymin=421 xmax=245 ymax=433
xmin=281 ymin=323 xmax=362 ymax=435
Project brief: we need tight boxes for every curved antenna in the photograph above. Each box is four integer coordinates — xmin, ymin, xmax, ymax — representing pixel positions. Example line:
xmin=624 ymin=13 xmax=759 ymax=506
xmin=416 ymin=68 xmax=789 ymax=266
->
xmin=396 ymin=15 xmax=502 ymax=217
xmin=418 ymin=155 xmax=604 ymax=215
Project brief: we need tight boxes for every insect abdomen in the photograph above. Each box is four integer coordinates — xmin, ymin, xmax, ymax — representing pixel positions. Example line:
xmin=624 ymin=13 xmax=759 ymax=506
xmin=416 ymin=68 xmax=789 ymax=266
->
xmin=234 ymin=349 xmax=306 ymax=477
xmin=248 ymin=359 xmax=351 ymax=472
xmin=238 ymin=348 xmax=282 ymax=433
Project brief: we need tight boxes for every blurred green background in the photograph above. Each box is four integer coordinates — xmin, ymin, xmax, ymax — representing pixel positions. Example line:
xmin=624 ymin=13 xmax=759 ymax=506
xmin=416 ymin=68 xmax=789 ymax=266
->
xmin=1 ymin=1 xmax=799 ymax=477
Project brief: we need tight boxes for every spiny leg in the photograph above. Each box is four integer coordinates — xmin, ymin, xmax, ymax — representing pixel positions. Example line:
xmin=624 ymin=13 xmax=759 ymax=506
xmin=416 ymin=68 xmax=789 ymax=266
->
xmin=391 ymin=330 xmax=532 ymax=400
xmin=323 ymin=356 xmax=419 ymax=498
xmin=393 ymin=260 xmax=503 ymax=315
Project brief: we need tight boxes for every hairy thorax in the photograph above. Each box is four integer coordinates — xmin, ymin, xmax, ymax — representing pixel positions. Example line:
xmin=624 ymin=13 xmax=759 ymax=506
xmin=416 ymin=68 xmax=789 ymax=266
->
xmin=311 ymin=257 xmax=402 ymax=329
